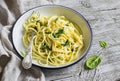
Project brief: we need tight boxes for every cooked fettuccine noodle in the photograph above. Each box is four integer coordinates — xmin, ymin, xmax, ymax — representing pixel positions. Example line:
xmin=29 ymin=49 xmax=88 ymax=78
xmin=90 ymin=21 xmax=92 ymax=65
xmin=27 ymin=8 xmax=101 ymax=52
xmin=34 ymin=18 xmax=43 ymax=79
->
xmin=22 ymin=12 xmax=83 ymax=66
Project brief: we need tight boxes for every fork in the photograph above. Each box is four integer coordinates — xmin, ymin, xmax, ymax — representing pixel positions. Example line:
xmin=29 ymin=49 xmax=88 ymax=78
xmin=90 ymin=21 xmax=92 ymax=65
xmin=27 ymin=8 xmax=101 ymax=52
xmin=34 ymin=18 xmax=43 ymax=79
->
xmin=22 ymin=33 xmax=35 ymax=69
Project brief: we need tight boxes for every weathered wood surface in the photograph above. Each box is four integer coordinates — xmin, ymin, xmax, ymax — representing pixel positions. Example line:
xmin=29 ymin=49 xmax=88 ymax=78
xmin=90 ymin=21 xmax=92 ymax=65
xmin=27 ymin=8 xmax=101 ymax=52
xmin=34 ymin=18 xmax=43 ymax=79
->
xmin=22 ymin=0 xmax=120 ymax=81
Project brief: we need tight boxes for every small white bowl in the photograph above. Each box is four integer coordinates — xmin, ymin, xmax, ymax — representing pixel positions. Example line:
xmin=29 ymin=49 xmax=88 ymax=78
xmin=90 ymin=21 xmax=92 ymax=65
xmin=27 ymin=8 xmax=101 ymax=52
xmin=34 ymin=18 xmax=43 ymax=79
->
xmin=12 ymin=5 xmax=92 ymax=69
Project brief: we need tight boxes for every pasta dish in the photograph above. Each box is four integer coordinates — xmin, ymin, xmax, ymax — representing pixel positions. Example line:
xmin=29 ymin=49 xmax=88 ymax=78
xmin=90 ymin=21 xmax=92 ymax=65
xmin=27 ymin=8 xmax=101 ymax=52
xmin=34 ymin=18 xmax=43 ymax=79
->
xmin=22 ymin=12 xmax=83 ymax=66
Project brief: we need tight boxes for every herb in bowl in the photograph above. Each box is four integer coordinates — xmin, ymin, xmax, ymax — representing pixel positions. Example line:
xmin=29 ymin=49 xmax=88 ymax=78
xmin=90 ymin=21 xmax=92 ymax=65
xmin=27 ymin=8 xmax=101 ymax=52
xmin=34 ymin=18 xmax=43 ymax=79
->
xmin=52 ymin=29 xmax=64 ymax=38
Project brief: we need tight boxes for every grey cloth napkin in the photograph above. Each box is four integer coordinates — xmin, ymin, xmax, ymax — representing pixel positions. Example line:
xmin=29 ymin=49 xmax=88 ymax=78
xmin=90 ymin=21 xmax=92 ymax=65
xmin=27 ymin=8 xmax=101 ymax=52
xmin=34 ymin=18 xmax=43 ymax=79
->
xmin=0 ymin=0 xmax=59 ymax=81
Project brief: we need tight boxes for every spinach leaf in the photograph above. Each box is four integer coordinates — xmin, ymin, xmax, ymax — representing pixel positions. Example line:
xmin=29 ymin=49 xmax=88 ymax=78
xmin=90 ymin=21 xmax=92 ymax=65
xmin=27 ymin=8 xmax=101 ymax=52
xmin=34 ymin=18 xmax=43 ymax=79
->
xmin=85 ymin=40 xmax=108 ymax=69
xmin=99 ymin=41 xmax=107 ymax=48
xmin=85 ymin=55 xmax=101 ymax=69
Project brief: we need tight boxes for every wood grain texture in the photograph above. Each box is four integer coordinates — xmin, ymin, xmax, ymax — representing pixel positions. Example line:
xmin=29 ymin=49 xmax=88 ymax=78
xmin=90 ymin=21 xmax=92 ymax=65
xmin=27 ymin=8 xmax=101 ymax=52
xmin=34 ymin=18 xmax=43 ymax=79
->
xmin=22 ymin=0 xmax=120 ymax=81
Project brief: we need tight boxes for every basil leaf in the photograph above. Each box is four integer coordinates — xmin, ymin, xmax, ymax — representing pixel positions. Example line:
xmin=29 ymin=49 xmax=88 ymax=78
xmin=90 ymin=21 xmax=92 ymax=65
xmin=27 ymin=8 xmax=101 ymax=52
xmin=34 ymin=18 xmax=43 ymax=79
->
xmin=52 ymin=29 xmax=64 ymax=38
xmin=85 ymin=55 xmax=101 ymax=69
xmin=52 ymin=33 xmax=57 ymax=38
xmin=56 ymin=29 xmax=64 ymax=35
xmin=99 ymin=41 xmax=107 ymax=48
xmin=41 ymin=43 xmax=52 ymax=50
xmin=55 ymin=17 xmax=58 ymax=22
xmin=61 ymin=40 xmax=69 ymax=46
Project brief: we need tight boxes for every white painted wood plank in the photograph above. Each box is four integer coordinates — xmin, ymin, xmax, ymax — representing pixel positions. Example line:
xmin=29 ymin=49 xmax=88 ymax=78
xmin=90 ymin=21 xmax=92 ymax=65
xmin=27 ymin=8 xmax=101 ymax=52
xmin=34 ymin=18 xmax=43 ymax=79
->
xmin=38 ymin=0 xmax=120 ymax=81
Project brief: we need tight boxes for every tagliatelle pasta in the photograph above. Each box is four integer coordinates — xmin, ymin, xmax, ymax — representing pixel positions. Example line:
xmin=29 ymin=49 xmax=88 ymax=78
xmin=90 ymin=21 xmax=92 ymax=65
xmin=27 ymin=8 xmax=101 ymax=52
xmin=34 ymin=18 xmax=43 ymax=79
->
xmin=22 ymin=12 xmax=83 ymax=66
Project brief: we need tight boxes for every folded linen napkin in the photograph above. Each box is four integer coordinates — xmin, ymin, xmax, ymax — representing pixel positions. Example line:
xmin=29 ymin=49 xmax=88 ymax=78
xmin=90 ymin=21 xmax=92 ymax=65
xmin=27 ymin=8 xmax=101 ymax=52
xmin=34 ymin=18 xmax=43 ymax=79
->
xmin=0 ymin=0 xmax=59 ymax=81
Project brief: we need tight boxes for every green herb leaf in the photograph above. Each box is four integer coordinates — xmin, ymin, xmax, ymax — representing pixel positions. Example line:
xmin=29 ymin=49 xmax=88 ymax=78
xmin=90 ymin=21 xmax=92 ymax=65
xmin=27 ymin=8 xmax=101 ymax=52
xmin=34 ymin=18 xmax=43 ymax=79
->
xmin=52 ymin=33 xmax=57 ymax=38
xmin=61 ymin=40 xmax=69 ymax=46
xmin=52 ymin=29 xmax=64 ymax=38
xmin=41 ymin=43 xmax=52 ymax=50
xmin=55 ymin=17 xmax=58 ymax=22
xmin=65 ymin=22 xmax=69 ymax=26
xmin=99 ymin=41 xmax=107 ymax=48
xmin=85 ymin=40 xmax=108 ymax=69
xmin=85 ymin=55 xmax=101 ymax=69
xmin=20 ymin=51 xmax=26 ymax=57
xmin=56 ymin=29 xmax=64 ymax=34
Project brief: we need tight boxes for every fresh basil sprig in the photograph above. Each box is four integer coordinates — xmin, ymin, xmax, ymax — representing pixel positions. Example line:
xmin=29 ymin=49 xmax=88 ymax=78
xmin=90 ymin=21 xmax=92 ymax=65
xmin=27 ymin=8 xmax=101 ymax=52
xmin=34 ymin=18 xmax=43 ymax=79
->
xmin=85 ymin=40 xmax=107 ymax=69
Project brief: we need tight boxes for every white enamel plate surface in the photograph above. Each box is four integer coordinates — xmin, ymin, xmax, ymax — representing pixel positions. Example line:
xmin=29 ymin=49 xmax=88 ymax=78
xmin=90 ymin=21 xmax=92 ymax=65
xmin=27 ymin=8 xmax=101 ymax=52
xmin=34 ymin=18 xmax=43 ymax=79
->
xmin=12 ymin=5 xmax=92 ymax=69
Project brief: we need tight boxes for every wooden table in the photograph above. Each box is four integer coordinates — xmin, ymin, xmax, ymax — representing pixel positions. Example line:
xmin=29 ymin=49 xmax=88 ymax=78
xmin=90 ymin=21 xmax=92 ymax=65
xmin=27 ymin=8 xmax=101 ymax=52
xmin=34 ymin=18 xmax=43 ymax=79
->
xmin=39 ymin=0 xmax=120 ymax=81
